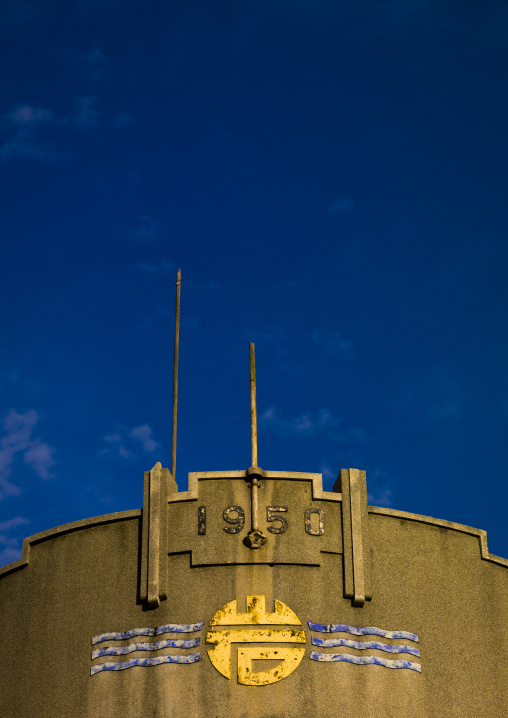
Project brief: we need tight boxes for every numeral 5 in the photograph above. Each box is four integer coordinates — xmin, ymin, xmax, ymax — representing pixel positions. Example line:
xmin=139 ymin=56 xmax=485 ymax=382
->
xmin=266 ymin=506 xmax=288 ymax=534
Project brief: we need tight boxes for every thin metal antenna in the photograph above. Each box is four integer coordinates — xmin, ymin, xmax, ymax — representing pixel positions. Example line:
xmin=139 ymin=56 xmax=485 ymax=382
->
xmin=171 ymin=269 xmax=181 ymax=480
xmin=244 ymin=341 xmax=267 ymax=549
xmin=250 ymin=341 xmax=258 ymax=468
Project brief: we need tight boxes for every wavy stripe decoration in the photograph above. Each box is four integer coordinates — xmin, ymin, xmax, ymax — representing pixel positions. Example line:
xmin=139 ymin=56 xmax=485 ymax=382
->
xmin=91 ymin=638 xmax=200 ymax=660
xmin=308 ymin=622 xmax=419 ymax=643
xmin=311 ymin=637 xmax=420 ymax=657
xmin=92 ymin=622 xmax=204 ymax=645
xmin=91 ymin=653 xmax=201 ymax=676
xmin=310 ymin=651 xmax=421 ymax=673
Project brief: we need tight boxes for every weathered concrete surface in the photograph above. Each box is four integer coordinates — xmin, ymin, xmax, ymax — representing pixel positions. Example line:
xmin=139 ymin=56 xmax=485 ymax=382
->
xmin=167 ymin=474 xmax=342 ymax=565
xmin=1 ymin=470 xmax=507 ymax=717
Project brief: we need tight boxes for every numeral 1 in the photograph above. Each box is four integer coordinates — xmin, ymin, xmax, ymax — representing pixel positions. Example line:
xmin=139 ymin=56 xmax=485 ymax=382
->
xmin=198 ymin=506 xmax=206 ymax=535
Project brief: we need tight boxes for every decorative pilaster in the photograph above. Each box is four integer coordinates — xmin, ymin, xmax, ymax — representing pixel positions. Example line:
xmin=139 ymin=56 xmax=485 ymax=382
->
xmin=140 ymin=462 xmax=176 ymax=608
xmin=334 ymin=468 xmax=371 ymax=606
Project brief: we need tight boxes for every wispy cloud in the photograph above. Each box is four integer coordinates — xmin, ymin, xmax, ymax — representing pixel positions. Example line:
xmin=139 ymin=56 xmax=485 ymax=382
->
xmin=1 ymin=95 xmax=130 ymax=161
xmin=0 ymin=545 xmax=22 ymax=566
xmin=1 ymin=104 xmax=68 ymax=163
xmin=329 ymin=426 xmax=369 ymax=443
xmin=7 ymin=106 xmax=54 ymax=126
xmin=242 ymin=324 xmax=289 ymax=370
xmin=0 ymin=516 xmax=30 ymax=566
xmin=320 ymin=465 xmax=336 ymax=480
xmin=328 ymin=196 xmax=354 ymax=215
xmin=0 ymin=136 xmax=63 ymax=163
xmin=427 ymin=402 xmax=460 ymax=421
xmin=129 ymin=425 xmax=158 ymax=453
xmin=310 ymin=329 xmax=355 ymax=358
xmin=260 ymin=406 xmax=369 ymax=445
xmin=367 ymin=487 xmax=393 ymax=507
xmin=24 ymin=440 xmax=56 ymax=479
xmin=111 ymin=113 xmax=132 ymax=128
xmin=0 ymin=516 xmax=30 ymax=532
xmin=0 ymin=410 xmax=56 ymax=499
xmin=392 ymin=368 xmax=464 ymax=423
xmin=101 ymin=423 xmax=160 ymax=459
xmin=74 ymin=96 xmax=100 ymax=131
xmin=80 ymin=46 xmax=110 ymax=80
xmin=127 ymin=215 xmax=161 ymax=243
xmin=84 ymin=46 xmax=108 ymax=64
xmin=103 ymin=432 xmax=131 ymax=458
xmin=260 ymin=407 xmax=339 ymax=438
xmin=367 ymin=468 xmax=394 ymax=507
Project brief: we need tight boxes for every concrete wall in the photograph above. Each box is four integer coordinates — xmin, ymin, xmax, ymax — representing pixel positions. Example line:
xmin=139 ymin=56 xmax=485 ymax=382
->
xmin=1 ymin=469 xmax=507 ymax=717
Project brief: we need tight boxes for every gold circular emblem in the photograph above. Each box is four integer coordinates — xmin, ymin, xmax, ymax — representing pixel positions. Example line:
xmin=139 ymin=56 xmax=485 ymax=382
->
xmin=206 ymin=595 xmax=305 ymax=685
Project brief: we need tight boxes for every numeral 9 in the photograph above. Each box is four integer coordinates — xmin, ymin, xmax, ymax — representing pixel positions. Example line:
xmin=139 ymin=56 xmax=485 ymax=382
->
xmin=223 ymin=506 xmax=245 ymax=534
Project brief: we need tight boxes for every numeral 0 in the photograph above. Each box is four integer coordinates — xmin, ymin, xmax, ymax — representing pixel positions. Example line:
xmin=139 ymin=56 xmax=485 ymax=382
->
xmin=223 ymin=506 xmax=245 ymax=533
xmin=304 ymin=507 xmax=325 ymax=535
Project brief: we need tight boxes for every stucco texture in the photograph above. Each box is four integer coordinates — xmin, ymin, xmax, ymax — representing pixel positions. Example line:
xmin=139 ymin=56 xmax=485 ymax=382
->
xmin=1 ymin=473 xmax=507 ymax=717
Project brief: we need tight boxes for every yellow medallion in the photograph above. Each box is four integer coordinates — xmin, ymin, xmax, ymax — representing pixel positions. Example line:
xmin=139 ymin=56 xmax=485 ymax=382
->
xmin=206 ymin=596 xmax=305 ymax=685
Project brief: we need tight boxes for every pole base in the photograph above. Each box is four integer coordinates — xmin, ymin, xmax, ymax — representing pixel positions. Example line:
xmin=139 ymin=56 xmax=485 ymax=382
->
xmin=243 ymin=529 xmax=267 ymax=549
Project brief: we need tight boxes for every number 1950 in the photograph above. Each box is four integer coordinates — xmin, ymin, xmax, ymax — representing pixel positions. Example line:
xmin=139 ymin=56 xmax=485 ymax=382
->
xmin=197 ymin=505 xmax=324 ymax=536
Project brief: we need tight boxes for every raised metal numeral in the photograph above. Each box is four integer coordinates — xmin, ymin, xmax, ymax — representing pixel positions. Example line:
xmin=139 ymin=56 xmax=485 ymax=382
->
xmin=266 ymin=506 xmax=288 ymax=534
xmin=304 ymin=507 xmax=325 ymax=536
xmin=223 ymin=506 xmax=245 ymax=534
xmin=198 ymin=506 xmax=206 ymax=535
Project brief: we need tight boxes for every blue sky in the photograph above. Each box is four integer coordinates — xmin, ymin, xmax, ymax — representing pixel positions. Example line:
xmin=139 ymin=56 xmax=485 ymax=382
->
xmin=1 ymin=0 xmax=508 ymax=566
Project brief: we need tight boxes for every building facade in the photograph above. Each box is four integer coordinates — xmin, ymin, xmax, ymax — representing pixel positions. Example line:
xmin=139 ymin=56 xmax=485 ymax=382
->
xmin=1 ymin=462 xmax=507 ymax=716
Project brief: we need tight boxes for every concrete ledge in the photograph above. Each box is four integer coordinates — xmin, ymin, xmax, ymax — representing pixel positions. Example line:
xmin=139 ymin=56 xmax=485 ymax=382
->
xmin=0 ymin=509 xmax=142 ymax=578
xmin=368 ymin=505 xmax=508 ymax=568
xmin=173 ymin=470 xmax=342 ymax=503
xmin=2 ymin=498 xmax=505 ymax=580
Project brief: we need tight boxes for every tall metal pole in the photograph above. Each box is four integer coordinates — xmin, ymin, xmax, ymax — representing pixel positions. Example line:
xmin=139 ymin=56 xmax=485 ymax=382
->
xmin=245 ymin=342 xmax=266 ymax=548
xmin=171 ymin=269 xmax=181 ymax=481
xmin=250 ymin=341 xmax=258 ymax=469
